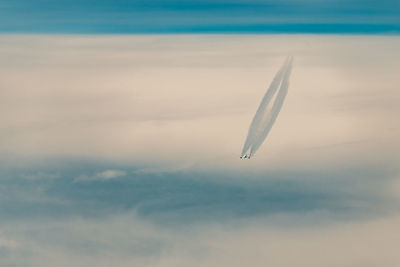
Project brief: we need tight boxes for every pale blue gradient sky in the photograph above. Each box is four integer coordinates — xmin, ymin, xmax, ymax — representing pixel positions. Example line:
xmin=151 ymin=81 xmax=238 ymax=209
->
xmin=0 ymin=0 xmax=399 ymax=33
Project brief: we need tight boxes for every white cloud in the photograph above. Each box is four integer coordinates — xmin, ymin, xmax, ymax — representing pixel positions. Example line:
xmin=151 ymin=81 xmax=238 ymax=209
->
xmin=2 ymin=213 xmax=400 ymax=267
xmin=96 ymin=170 xmax=127 ymax=179
xmin=20 ymin=172 xmax=60 ymax=180
xmin=0 ymin=35 xmax=398 ymax=171
xmin=74 ymin=169 xmax=127 ymax=182
xmin=0 ymin=35 xmax=398 ymax=267
xmin=0 ymin=233 xmax=18 ymax=250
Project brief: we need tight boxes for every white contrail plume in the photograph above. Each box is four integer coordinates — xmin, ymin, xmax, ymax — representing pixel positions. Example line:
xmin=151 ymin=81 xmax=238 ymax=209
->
xmin=241 ymin=56 xmax=293 ymax=159
xmin=249 ymin=57 xmax=293 ymax=156
xmin=241 ymin=58 xmax=290 ymax=156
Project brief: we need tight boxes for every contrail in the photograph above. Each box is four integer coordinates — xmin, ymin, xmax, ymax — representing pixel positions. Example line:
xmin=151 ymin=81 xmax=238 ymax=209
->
xmin=241 ymin=56 xmax=293 ymax=159
xmin=241 ymin=58 xmax=290 ymax=156
xmin=249 ymin=57 xmax=293 ymax=156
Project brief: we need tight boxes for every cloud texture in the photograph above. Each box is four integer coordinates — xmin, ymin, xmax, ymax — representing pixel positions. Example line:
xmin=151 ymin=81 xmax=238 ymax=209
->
xmin=0 ymin=35 xmax=399 ymax=266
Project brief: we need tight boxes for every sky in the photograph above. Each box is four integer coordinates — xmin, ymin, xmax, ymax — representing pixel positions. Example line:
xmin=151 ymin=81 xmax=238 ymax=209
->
xmin=0 ymin=34 xmax=399 ymax=266
xmin=0 ymin=0 xmax=400 ymax=33
xmin=0 ymin=1 xmax=400 ymax=266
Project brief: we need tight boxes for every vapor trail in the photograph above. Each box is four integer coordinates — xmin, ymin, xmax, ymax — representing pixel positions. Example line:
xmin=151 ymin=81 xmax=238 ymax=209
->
xmin=241 ymin=58 xmax=290 ymax=157
xmin=241 ymin=56 xmax=293 ymax=158
xmin=249 ymin=57 xmax=293 ymax=156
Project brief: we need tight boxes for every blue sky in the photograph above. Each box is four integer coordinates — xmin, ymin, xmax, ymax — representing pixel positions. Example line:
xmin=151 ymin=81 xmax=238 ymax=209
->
xmin=0 ymin=0 xmax=400 ymax=33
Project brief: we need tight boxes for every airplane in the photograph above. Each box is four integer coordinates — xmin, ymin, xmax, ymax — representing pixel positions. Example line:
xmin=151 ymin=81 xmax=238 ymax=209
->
xmin=240 ymin=154 xmax=251 ymax=159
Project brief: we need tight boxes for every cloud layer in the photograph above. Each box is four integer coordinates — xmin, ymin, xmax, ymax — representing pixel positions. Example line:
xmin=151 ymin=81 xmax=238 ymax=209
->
xmin=0 ymin=35 xmax=399 ymax=266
